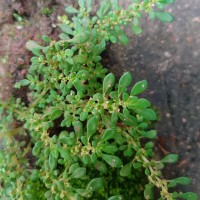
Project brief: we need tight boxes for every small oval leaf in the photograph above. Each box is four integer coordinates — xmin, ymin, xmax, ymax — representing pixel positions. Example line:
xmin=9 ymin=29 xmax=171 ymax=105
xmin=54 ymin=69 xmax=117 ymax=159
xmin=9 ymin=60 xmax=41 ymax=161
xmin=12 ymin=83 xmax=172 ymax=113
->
xmin=161 ymin=154 xmax=179 ymax=163
xmin=65 ymin=7 xmax=79 ymax=14
xmin=179 ymin=192 xmax=198 ymax=200
xmin=120 ymin=162 xmax=132 ymax=177
xmin=102 ymin=154 xmax=123 ymax=168
xmin=134 ymin=108 xmax=156 ymax=121
xmin=86 ymin=178 xmax=104 ymax=192
xmin=108 ymin=195 xmax=123 ymax=200
xmin=155 ymin=12 xmax=174 ymax=23
xmin=132 ymin=25 xmax=143 ymax=35
xmin=49 ymin=152 xmax=57 ymax=171
xmin=71 ymin=167 xmax=86 ymax=179
xmin=168 ymin=177 xmax=191 ymax=188
xmin=69 ymin=33 xmax=90 ymax=44
xmin=87 ymin=117 xmax=98 ymax=139
xmin=118 ymin=72 xmax=132 ymax=96
xmin=100 ymin=129 xmax=115 ymax=142
xmin=51 ymin=109 xmax=63 ymax=120
xmin=131 ymin=80 xmax=148 ymax=96
xmin=103 ymin=73 xmax=115 ymax=94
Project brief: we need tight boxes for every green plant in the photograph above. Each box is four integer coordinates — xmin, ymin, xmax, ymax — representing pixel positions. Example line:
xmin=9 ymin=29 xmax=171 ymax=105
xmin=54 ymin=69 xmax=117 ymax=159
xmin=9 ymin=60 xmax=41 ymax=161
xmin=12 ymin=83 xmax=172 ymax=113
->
xmin=41 ymin=7 xmax=54 ymax=16
xmin=0 ymin=0 xmax=198 ymax=199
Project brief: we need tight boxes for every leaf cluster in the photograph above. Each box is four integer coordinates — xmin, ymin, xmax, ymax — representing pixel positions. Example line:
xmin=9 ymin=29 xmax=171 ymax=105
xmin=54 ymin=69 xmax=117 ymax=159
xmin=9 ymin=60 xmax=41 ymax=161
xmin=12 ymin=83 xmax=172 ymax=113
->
xmin=0 ymin=0 xmax=198 ymax=200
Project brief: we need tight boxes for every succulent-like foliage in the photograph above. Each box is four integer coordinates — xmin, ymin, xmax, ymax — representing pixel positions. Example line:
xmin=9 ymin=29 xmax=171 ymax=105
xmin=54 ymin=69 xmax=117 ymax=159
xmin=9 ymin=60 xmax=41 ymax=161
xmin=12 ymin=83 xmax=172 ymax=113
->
xmin=0 ymin=0 xmax=198 ymax=200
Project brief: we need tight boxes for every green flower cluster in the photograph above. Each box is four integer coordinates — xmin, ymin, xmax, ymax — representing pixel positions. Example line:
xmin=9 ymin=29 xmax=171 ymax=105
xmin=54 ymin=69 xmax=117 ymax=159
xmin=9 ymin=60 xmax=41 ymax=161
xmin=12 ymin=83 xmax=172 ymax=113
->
xmin=0 ymin=0 xmax=197 ymax=199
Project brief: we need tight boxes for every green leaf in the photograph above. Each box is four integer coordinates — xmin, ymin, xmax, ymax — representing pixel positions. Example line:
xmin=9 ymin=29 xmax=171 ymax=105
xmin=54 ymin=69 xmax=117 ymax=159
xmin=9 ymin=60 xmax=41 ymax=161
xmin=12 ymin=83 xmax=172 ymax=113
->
xmin=59 ymin=131 xmax=76 ymax=147
xmin=59 ymin=24 xmax=73 ymax=35
xmin=111 ymin=112 xmax=118 ymax=125
xmin=51 ymin=109 xmax=63 ymax=120
xmin=111 ymin=0 xmax=120 ymax=10
xmin=118 ymin=113 xmax=137 ymax=126
xmin=77 ymin=70 xmax=89 ymax=79
xmin=86 ymin=178 xmax=104 ymax=192
xmin=145 ymin=142 xmax=154 ymax=149
xmin=161 ymin=154 xmax=179 ymax=163
xmin=59 ymin=33 xmax=70 ymax=40
xmin=69 ymin=163 xmax=79 ymax=174
xmin=30 ymin=170 xmax=39 ymax=181
xmin=103 ymin=73 xmax=115 ymax=94
xmin=66 ymin=57 xmax=74 ymax=65
xmin=74 ymin=78 xmax=85 ymax=92
xmin=156 ymin=2 xmax=164 ymax=10
xmin=101 ymin=145 xmax=118 ymax=154
xmin=87 ymin=117 xmax=98 ymax=139
xmin=82 ymin=154 xmax=90 ymax=165
xmin=108 ymin=196 xmax=123 ymax=200
xmin=141 ymin=130 xmax=157 ymax=139
xmin=144 ymin=184 xmax=154 ymax=200
xmin=74 ymin=54 xmax=87 ymax=64
xmin=118 ymin=72 xmax=132 ymax=95
xmin=93 ymin=93 xmax=103 ymax=102
xmin=110 ymin=91 xmax=118 ymax=101
xmin=132 ymin=25 xmax=142 ymax=35
xmin=65 ymin=49 xmax=74 ymax=57
xmin=52 ymin=145 xmax=59 ymax=159
xmin=69 ymin=32 xmax=90 ymax=44
xmin=179 ymin=192 xmax=198 ymax=200
xmin=97 ymin=1 xmax=111 ymax=18
xmin=19 ymin=79 xmax=30 ymax=86
xmin=71 ymin=167 xmax=86 ymax=179
xmin=65 ymin=7 xmax=79 ymax=14
xmin=120 ymin=162 xmax=132 ymax=177
xmin=133 ymin=17 xmax=139 ymax=25
xmin=32 ymin=141 xmax=43 ymax=156
xmin=42 ymin=35 xmax=51 ymax=43
xmin=149 ymin=8 xmax=155 ymax=19
xmin=60 ymin=136 xmax=75 ymax=146
xmin=159 ymin=0 xmax=175 ymax=5
xmin=73 ymin=121 xmax=83 ymax=136
xmin=80 ymin=112 xmax=88 ymax=121
xmin=131 ymin=80 xmax=148 ymax=96
xmin=90 ymin=153 xmax=97 ymax=163
xmin=78 ymin=0 xmax=85 ymax=8
xmin=122 ymin=93 xmax=129 ymax=102
xmin=102 ymin=154 xmax=123 ymax=168
xmin=45 ymin=191 xmax=52 ymax=199
xmin=118 ymin=34 xmax=129 ymax=46
xmin=135 ymin=98 xmax=151 ymax=109
xmin=81 ymin=136 xmax=87 ymax=145
xmin=168 ymin=177 xmax=191 ymax=188
xmin=26 ymin=40 xmax=43 ymax=51
xmin=155 ymin=12 xmax=174 ymax=23
xmin=49 ymin=152 xmax=57 ymax=171
xmin=132 ymin=162 xmax=142 ymax=169
xmin=0 ymin=151 xmax=4 ymax=165
xmin=93 ymin=39 xmax=106 ymax=55
xmin=110 ymin=35 xmax=117 ymax=43
xmin=135 ymin=108 xmax=157 ymax=120
xmin=59 ymin=148 xmax=70 ymax=160
xmin=123 ymin=147 xmax=133 ymax=157
xmin=100 ymin=129 xmax=116 ymax=143
xmin=94 ymin=161 xmax=107 ymax=173
xmin=75 ymin=189 xmax=86 ymax=198
xmin=86 ymin=0 xmax=93 ymax=12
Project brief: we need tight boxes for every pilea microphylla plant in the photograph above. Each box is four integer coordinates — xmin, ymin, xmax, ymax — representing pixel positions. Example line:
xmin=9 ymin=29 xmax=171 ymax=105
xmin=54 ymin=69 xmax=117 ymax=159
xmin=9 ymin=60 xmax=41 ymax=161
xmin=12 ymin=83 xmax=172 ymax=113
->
xmin=0 ymin=0 xmax=198 ymax=199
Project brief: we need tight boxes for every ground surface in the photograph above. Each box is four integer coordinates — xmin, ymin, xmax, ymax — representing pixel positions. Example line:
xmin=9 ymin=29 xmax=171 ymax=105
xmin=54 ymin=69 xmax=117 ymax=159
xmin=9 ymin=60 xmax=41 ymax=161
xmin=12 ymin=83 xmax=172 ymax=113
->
xmin=0 ymin=0 xmax=199 ymax=196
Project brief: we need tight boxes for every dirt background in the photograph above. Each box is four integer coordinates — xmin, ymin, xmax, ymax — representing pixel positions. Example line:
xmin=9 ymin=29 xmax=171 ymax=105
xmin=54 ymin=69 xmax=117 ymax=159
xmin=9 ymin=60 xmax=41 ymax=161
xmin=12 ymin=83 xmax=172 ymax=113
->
xmin=0 ymin=0 xmax=199 ymax=197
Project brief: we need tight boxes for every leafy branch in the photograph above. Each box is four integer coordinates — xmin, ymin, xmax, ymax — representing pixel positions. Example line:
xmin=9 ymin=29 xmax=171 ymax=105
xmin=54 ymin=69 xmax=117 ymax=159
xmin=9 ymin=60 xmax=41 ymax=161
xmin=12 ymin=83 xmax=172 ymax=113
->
xmin=0 ymin=0 xmax=198 ymax=200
